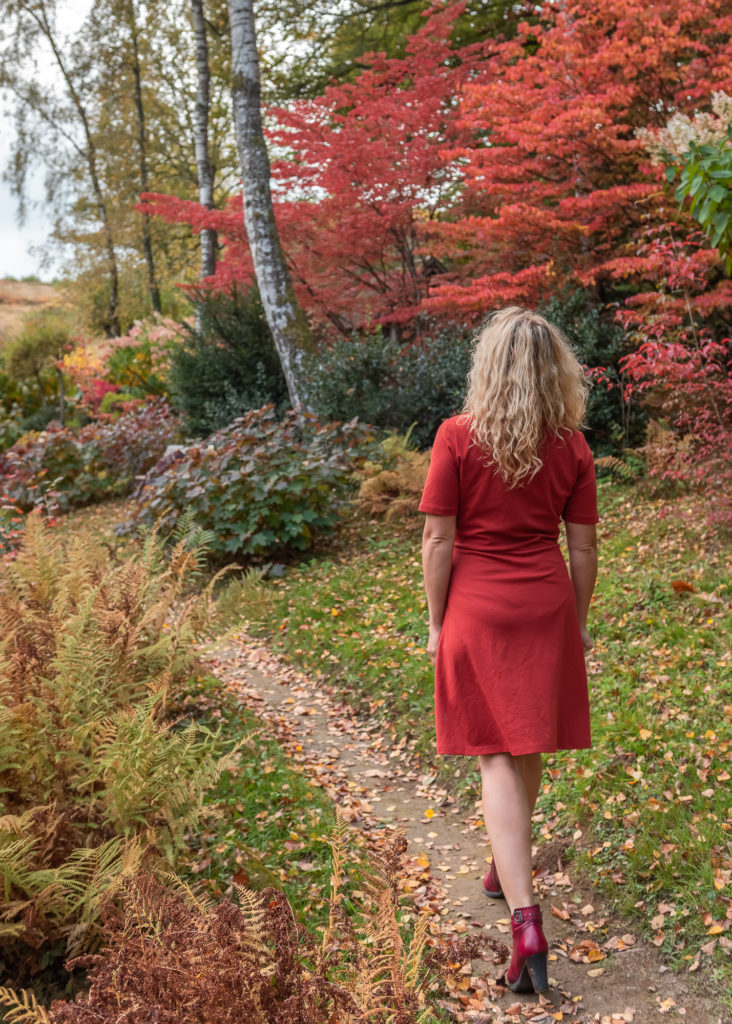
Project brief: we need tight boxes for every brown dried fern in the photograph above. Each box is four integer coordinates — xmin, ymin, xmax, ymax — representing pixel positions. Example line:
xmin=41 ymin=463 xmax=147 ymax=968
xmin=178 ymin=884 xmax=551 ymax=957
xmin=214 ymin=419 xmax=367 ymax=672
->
xmin=40 ymin=825 xmax=502 ymax=1024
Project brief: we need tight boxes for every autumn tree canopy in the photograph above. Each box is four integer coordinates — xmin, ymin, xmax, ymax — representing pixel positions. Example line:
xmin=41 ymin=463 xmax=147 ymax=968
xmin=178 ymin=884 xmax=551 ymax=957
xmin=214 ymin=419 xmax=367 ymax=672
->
xmin=142 ymin=0 xmax=732 ymax=340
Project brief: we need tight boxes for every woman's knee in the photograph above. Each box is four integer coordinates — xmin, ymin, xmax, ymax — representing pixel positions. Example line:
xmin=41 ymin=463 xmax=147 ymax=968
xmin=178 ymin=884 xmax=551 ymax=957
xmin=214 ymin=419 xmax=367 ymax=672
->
xmin=478 ymin=752 xmax=519 ymax=777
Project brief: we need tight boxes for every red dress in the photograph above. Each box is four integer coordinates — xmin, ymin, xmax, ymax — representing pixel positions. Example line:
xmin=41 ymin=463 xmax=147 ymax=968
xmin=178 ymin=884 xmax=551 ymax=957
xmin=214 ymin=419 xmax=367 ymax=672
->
xmin=418 ymin=416 xmax=599 ymax=756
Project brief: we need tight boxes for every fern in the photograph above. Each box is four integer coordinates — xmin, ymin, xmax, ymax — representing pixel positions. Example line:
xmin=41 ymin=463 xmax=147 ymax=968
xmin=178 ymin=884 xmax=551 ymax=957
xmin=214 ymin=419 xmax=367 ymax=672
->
xmin=0 ymin=987 xmax=49 ymax=1024
xmin=595 ymin=453 xmax=638 ymax=481
xmin=322 ymin=808 xmax=352 ymax=953
xmin=37 ymin=826 xmax=495 ymax=1024
xmin=158 ymin=869 xmax=218 ymax=917
xmin=0 ymin=513 xmax=238 ymax=982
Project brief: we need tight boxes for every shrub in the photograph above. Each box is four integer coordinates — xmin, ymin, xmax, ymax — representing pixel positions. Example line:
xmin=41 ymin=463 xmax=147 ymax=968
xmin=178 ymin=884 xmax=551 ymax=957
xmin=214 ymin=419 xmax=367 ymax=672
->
xmin=0 ymin=397 xmax=29 ymax=450
xmin=536 ymin=287 xmax=648 ymax=455
xmin=356 ymin=431 xmax=431 ymax=521
xmin=0 ymin=513 xmax=239 ymax=985
xmin=306 ymin=329 xmax=472 ymax=449
xmin=168 ymin=287 xmax=289 ymax=436
xmin=1 ymin=351 xmax=72 ymax=448
xmin=4 ymin=310 xmax=77 ymax=427
xmin=101 ymin=318 xmax=177 ymax=401
xmin=29 ymin=827 xmax=499 ymax=1024
xmin=61 ymin=319 xmax=177 ymax=418
xmin=125 ymin=406 xmax=375 ymax=560
xmin=0 ymin=399 xmax=181 ymax=514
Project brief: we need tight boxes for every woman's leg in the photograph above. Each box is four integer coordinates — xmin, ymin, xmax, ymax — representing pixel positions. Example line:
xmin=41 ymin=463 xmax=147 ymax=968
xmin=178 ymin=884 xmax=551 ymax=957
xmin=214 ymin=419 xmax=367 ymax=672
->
xmin=519 ymin=752 xmax=543 ymax=817
xmin=479 ymin=752 xmax=541 ymax=912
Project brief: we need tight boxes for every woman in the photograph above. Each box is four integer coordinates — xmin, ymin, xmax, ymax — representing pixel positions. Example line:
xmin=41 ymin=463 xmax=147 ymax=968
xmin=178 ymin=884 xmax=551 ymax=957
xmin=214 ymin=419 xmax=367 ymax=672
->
xmin=419 ymin=307 xmax=598 ymax=995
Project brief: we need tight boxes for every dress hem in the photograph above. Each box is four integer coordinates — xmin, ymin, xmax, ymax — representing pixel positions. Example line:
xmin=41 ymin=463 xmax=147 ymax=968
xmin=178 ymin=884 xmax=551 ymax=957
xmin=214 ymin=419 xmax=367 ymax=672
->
xmin=436 ymin=743 xmax=592 ymax=756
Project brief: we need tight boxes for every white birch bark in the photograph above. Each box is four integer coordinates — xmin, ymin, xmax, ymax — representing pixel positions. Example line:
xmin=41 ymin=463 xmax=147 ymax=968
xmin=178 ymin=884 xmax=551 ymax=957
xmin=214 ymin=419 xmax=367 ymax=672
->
xmin=191 ymin=0 xmax=216 ymax=280
xmin=227 ymin=0 xmax=314 ymax=412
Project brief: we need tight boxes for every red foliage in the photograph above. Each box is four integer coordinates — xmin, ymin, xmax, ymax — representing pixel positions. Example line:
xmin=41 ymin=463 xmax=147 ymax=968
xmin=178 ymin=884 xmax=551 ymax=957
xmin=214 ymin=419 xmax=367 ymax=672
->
xmin=426 ymin=0 xmax=732 ymax=316
xmin=141 ymin=0 xmax=732 ymax=332
xmin=85 ymin=378 xmax=121 ymax=412
xmin=140 ymin=4 xmax=488 ymax=333
xmin=613 ymin=226 xmax=732 ymax=523
xmin=139 ymin=0 xmax=732 ymax=516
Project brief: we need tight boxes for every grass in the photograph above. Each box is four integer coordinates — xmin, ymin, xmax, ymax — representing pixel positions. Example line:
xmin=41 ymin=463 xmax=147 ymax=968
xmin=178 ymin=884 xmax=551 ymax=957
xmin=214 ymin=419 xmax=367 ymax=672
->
xmin=169 ymin=670 xmax=360 ymax=929
xmin=240 ymin=479 xmax=732 ymax=983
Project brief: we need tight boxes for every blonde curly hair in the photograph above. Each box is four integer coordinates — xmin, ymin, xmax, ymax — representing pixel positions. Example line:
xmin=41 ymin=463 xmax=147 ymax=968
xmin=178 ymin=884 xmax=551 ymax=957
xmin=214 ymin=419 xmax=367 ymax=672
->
xmin=462 ymin=306 xmax=590 ymax=487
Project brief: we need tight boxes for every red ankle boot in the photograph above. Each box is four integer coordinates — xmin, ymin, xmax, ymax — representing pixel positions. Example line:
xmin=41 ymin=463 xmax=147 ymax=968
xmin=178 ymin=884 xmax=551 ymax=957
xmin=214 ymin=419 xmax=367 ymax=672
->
xmin=506 ymin=905 xmax=549 ymax=993
xmin=482 ymin=858 xmax=504 ymax=899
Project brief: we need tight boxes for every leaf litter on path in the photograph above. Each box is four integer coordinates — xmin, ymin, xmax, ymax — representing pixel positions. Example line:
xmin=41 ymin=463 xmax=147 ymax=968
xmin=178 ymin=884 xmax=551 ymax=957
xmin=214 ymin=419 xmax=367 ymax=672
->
xmin=202 ymin=633 xmax=727 ymax=1024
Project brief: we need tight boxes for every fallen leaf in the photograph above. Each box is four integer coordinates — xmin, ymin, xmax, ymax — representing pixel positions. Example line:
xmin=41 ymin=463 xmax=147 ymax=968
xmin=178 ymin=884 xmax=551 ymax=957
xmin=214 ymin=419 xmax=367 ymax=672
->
xmin=671 ymin=580 xmax=696 ymax=593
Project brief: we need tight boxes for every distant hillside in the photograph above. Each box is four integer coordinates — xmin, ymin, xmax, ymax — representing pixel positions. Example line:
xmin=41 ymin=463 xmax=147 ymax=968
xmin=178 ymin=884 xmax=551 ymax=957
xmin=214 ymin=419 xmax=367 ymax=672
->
xmin=0 ymin=278 xmax=70 ymax=347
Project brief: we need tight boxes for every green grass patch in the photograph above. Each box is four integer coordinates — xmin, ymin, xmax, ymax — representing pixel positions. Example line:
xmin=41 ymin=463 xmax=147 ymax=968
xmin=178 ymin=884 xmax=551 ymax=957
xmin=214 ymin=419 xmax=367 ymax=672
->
xmin=171 ymin=671 xmax=359 ymax=928
xmin=243 ymin=481 xmax=732 ymax=981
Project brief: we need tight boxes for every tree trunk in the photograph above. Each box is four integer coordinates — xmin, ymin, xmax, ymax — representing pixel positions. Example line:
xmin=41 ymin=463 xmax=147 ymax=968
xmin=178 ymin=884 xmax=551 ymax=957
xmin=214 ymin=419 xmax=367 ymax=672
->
xmin=227 ymin=0 xmax=315 ymax=412
xmin=126 ymin=0 xmax=161 ymax=313
xmin=191 ymin=0 xmax=217 ymax=281
xmin=57 ymin=365 xmax=65 ymax=425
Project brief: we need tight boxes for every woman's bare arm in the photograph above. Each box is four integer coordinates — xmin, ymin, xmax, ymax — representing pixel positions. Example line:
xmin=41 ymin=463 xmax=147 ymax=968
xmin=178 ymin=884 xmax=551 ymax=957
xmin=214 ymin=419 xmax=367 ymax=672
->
xmin=422 ymin=514 xmax=456 ymax=661
xmin=565 ymin=521 xmax=598 ymax=651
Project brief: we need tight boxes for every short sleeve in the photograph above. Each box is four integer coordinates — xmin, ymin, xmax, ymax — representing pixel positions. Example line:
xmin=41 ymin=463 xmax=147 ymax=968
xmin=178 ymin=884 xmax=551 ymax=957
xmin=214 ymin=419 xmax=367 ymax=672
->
xmin=419 ymin=420 xmax=459 ymax=516
xmin=562 ymin=437 xmax=599 ymax=524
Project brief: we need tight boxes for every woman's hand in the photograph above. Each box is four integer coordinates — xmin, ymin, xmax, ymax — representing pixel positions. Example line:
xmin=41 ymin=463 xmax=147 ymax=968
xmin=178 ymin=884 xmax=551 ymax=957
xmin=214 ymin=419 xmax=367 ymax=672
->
xmin=580 ymin=626 xmax=593 ymax=652
xmin=427 ymin=623 xmax=442 ymax=663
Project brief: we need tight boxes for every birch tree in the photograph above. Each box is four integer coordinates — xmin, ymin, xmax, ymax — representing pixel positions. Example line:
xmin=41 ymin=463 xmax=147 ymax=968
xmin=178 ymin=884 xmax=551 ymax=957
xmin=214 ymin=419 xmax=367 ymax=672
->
xmin=191 ymin=0 xmax=217 ymax=280
xmin=123 ymin=0 xmax=162 ymax=311
xmin=227 ymin=0 xmax=314 ymax=412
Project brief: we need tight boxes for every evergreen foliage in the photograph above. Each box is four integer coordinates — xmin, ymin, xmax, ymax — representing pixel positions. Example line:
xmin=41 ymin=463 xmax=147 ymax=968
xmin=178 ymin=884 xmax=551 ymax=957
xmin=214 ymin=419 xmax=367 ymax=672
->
xmin=306 ymin=330 xmax=472 ymax=449
xmin=536 ymin=289 xmax=648 ymax=454
xmin=168 ymin=288 xmax=289 ymax=437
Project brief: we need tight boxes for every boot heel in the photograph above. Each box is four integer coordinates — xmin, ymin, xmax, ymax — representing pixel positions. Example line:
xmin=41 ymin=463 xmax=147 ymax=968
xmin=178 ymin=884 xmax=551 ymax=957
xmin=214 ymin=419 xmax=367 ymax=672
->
xmin=526 ymin=952 xmax=548 ymax=993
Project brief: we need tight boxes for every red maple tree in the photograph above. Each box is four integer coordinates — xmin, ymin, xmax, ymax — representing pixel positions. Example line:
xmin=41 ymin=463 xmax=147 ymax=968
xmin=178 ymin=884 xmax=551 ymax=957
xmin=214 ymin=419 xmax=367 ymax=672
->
xmin=425 ymin=0 xmax=732 ymax=317
xmin=140 ymin=3 xmax=486 ymax=336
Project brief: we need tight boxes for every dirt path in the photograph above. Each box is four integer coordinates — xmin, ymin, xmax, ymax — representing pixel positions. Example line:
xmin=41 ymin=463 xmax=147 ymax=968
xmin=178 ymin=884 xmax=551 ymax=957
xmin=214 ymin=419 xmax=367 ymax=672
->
xmin=203 ymin=635 xmax=727 ymax=1024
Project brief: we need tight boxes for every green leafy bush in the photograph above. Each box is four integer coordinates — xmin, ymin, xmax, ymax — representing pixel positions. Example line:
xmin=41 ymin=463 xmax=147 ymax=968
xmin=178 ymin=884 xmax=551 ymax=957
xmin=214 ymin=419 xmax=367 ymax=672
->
xmin=168 ymin=287 xmax=289 ymax=436
xmin=0 ymin=513 xmax=239 ymax=985
xmin=126 ymin=406 xmax=375 ymax=559
xmin=306 ymin=329 xmax=471 ymax=449
xmin=0 ymin=362 xmax=67 ymax=448
xmin=669 ymin=124 xmax=732 ymax=270
xmin=0 ymin=399 xmax=181 ymax=514
xmin=3 ymin=310 xmax=76 ymax=428
xmin=308 ymin=300 xmax=646 ymax=453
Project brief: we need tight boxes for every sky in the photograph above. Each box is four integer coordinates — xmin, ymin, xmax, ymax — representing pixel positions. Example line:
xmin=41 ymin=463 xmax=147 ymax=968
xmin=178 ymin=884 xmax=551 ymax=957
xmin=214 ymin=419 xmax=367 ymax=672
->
xmin=0 ymin=0 xmax=91 ymax=280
